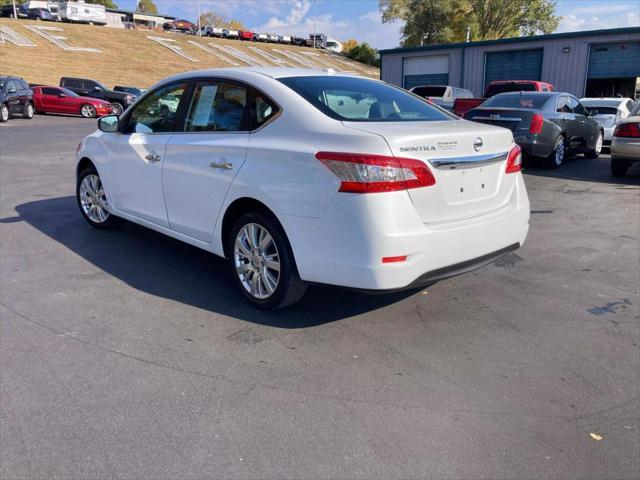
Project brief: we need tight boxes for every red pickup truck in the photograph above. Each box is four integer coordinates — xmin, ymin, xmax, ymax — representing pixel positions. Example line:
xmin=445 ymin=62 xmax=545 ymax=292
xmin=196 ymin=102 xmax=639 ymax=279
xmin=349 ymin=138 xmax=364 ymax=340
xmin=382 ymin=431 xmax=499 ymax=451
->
xmin=453 ymin=80 xmax=555 ymax=117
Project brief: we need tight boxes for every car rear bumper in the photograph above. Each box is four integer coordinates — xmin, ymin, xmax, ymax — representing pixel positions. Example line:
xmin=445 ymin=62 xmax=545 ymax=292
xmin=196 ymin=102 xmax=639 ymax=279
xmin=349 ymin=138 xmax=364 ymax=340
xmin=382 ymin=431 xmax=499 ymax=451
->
xmin=282 ymin=174 xmax=530 ymax=291
xmin=611 ymin=137 xmax=640 ymax=161
xmin=513 ymin=133 xmax=555 ymax=158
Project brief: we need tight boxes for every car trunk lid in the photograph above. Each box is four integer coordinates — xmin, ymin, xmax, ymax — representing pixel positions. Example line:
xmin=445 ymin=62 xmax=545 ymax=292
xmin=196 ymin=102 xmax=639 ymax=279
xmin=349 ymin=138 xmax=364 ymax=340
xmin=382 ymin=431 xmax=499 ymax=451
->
xmin=342 ymin=120 xmax=517 ymax=223
xmin=465 ymin=107 xmax=536 ymax=132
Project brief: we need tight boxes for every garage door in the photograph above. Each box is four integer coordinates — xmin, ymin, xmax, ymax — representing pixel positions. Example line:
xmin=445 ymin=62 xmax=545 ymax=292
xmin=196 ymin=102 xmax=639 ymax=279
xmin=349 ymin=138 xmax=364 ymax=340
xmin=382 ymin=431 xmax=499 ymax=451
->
xmin=403 ymin=55 xmax=449 ymax=89
xmin=587 ymin=41 xmax=640 ymax=78
xmin=484 ymin=49 xmax=543 ymax=87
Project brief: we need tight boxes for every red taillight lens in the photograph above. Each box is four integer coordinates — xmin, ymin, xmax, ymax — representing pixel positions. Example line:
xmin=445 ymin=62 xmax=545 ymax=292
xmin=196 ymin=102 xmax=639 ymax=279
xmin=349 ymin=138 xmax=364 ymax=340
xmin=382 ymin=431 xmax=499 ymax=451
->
xmin=505 ymin=144 xmax=522 ymax=174
xmin=382 ymin=255 xmax=407 ymax=264
xmin=315 ymin=152 xmax=436 ymax=193
xmin=529 ymin=114 xmax=544 ymax=134
xmin=614 ymin=123 xmax=640 ymax=138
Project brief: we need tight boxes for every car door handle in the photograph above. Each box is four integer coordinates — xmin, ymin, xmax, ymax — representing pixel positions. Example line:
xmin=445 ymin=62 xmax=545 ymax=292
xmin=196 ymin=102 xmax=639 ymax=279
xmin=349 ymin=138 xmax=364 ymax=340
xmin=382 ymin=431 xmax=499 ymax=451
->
xmin=145 ymin=152 xmax=161 ymax=162
xmin=209 ymin=161 xmax=233 ymax=170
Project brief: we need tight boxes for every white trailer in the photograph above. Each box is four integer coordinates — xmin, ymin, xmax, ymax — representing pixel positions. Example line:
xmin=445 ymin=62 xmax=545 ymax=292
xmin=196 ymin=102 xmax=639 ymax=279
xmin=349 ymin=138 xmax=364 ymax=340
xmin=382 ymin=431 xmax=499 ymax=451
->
xmin=59 ymin=1 xmax=106 ymax=25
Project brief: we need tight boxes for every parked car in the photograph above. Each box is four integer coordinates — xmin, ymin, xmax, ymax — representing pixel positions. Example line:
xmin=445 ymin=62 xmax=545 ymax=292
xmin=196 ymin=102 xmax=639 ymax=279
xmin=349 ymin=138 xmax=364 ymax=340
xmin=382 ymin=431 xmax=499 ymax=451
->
xmin=25 ymin=7 xmax=54 ymax=20
xmin=291 ymin=36 xmax=308 ymax=47
xmin=75 ymin=68 xmax=529 ymax=308
xmin=610 ymin=114 xmax=640 ymax=176
xmin=255 ymin=33 xmax=268 ymax=42
xmin=453 ymin=80 xmax=555 ymax=117
xmin=279 ymin=35 xmax=291 ymax=44
xmin=268 ymin=34 xmax=279 ymax=43
xmin=114 ymin=85 xmax=146 ymax=97
xmin=60 ymin=77 xmax=135 ymax=116
xmin=32 ymin=86 xmax=112 ymax=118
xmin=223 ymin=29 xmax=239 ymax=39
xmin=0 ymin=75 xmax=34 ymax=122
xmin=164 ymin=19 xmax=196 ymax=34
xmin=239 ymin=30 xmax=256 ymax=41
xmin=465 ymin=92 xmax=603 ymax=168
xmin=0 ymin=3 xmax=28 ymax=18
xmin=202 ymin=26 xmax=224 ymax=37
xmin=580 ymin=97 xmax=637 ymax=147
xmin=409 ymin=85 xmax=474 ymax=111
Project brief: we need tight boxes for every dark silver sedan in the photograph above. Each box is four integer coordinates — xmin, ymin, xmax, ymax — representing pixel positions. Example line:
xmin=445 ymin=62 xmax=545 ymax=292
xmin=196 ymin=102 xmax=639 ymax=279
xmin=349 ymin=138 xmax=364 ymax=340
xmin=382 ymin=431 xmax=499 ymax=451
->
xmin=465 ymin=92 xmax=603 ymax=169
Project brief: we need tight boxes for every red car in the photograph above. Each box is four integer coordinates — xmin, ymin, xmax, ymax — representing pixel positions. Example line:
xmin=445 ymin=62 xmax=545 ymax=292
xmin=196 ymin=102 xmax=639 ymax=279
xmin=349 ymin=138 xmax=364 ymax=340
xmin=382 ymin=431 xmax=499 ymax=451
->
xmin=239 ymin=30 xmax=256 ymax=41
xmin=32 ymin=86 xmax=113 ymax=118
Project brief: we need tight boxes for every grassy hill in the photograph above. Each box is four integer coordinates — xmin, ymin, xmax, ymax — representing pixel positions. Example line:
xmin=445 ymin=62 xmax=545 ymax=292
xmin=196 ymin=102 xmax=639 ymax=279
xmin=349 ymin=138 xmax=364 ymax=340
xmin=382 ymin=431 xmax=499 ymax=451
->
xmin=0 ymin=19 xmax=379 ymax=89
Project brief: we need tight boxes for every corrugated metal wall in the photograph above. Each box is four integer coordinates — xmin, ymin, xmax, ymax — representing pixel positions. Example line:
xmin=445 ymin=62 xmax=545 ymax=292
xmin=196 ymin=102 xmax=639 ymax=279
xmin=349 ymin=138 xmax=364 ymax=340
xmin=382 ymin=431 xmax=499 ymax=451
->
xmin=381 ymin=30 xmax=640 ymax=97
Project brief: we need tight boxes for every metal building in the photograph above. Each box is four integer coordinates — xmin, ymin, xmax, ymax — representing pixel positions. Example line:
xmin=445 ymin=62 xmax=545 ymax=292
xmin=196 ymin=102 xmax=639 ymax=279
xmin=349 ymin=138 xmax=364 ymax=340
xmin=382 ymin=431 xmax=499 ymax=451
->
xmin=379 ymin=27 xmax=640 ymax=98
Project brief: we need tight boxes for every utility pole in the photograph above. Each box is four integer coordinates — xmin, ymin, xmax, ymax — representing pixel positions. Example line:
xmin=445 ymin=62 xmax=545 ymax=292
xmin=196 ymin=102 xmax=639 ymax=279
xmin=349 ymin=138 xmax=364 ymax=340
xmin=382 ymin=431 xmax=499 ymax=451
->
xmin=12 ymin=0 xmax=17 ymax=19
xmin=313 ymin=0 xmax=317 ymax=49
xmin=197 ymin=0 xmax=201 ymax=36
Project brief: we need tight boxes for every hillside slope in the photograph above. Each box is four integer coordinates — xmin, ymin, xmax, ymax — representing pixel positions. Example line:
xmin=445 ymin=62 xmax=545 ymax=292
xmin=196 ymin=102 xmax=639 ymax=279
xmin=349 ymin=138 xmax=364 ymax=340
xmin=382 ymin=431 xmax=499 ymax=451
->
xmin=0 ymin=19 xmax=379 ymax=88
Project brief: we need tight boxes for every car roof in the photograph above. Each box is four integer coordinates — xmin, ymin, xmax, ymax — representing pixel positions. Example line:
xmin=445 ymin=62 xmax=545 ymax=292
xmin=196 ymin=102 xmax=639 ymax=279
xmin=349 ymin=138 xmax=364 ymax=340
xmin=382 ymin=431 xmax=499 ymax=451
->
xmin=492 ymin=91 xmax=558 ymax=97
xmin=579 ymin=98 xmax=629 ymax=106
xmin=161 ymin=67 xmax=361 ymax=84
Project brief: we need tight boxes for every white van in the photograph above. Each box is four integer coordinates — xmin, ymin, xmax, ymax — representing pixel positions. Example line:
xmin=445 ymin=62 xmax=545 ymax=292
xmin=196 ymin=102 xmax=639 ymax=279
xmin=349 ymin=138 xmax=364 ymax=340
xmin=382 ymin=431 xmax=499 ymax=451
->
xmin=59 ymin=1 xmax=106 ymax=25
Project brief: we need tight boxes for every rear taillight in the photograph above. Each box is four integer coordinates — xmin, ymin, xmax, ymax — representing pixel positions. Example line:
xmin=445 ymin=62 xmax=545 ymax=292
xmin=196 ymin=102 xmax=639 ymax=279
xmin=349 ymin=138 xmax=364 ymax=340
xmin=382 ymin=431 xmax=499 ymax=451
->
xmin=315 ymin=151 xmax=436 ymax=193
xmin=613 ymin=123 xmax=640 ymax=138
xmin=505 ymin=144 xmax=522 ymax=174
xmin=529 ymin=114 xmax=544 ymax=134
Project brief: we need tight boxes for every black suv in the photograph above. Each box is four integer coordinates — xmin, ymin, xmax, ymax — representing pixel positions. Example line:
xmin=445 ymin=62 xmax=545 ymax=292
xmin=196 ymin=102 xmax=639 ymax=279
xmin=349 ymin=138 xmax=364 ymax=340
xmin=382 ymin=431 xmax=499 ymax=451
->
xmin=60 ymin=77 xmax=136 ymax=116
xmin=0 ymin=76 xmax=34 ymax=123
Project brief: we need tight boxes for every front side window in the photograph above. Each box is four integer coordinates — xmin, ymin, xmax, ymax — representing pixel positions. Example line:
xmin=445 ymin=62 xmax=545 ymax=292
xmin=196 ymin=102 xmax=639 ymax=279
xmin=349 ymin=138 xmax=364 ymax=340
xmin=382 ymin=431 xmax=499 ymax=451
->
xmin=184 ymin=81 xmax=248 ymax=132
xmin=569 ymin=97 xmax=587 ymax=116
xmin=557 ymin=96 xmax=571 ymax=113
xmin=127 ymin=83 xmax=187 ymax=134
xmin=42 ymin=87 xmax=59 ymax=96
xmin=279 ymin=76 xmax=452 ymax=122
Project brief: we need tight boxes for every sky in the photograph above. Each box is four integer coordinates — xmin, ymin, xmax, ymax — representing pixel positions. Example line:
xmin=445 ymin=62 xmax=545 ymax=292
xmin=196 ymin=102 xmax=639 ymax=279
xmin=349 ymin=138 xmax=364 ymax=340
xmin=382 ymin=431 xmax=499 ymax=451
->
xmin=115 ymin=0 xmax=640 ymax=50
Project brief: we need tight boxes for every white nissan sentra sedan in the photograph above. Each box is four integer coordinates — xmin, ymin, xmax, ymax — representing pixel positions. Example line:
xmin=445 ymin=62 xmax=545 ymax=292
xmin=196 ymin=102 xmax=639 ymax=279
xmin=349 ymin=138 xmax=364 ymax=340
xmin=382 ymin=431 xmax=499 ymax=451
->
xmin=75 ymin=68 xmax=530 ymax=309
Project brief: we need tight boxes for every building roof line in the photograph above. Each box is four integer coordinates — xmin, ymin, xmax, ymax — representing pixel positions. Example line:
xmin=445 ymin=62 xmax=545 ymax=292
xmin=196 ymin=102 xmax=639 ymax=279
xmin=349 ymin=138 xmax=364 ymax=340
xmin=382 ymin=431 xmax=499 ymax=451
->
xmin=379 ymin=26 xmax=640 ymax=55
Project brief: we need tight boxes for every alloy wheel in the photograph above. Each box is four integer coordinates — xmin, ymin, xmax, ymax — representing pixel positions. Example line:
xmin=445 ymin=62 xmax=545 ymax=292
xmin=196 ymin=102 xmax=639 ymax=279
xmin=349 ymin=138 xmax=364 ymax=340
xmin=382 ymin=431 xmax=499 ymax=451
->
xmin=234 ymin=223 xmax=280 ymax=299
xmin=81 ymin=105 xmax=96 ymax=118
xmin=595 ymin=133 xmax=603 ymax=155
xmin=555 ymin=138 xmax=565 ymax=166
xmin=79 ymin=174 xmax=110 ymax=223
xmin=0 ymin=104 xmax=9 ymax=122
xmin=111 ymin=103 xmax=123 ymax=116
xmin=26 ymin=103 xmax=33 ymax=118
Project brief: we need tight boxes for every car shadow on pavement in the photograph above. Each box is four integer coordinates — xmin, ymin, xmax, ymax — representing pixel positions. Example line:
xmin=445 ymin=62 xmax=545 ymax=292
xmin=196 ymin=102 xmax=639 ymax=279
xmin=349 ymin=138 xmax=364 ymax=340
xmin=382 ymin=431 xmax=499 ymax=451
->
xmin=522 ymin=155 xmax=640 ymax=185
xmin=8 ymin=197 xmax=416 ymax=328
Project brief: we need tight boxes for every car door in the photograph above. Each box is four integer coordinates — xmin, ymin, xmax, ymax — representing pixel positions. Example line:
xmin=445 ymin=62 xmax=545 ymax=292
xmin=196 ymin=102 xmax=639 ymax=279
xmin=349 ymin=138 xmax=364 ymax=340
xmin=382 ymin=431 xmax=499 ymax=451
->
xmin=105 ymin=81 xmax=189 ymax=227
xmin=4 ymin=80 xmax=22 ymax=114
xmin=40 ymin=87 xmax=60 ymax=112
xmin=570 ymin=97 xmax=598 ymax=148
xmin=556 ymin=95 xmax=580 ymax=148
xmin=162 ymin=79 xmax=254 ymax=243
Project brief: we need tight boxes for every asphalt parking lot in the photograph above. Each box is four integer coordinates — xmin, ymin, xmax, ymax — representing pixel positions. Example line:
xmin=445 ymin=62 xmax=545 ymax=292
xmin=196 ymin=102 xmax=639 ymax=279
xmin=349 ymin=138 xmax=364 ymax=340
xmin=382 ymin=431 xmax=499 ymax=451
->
xmin=1 ymin=115 xmax=638 ymax=479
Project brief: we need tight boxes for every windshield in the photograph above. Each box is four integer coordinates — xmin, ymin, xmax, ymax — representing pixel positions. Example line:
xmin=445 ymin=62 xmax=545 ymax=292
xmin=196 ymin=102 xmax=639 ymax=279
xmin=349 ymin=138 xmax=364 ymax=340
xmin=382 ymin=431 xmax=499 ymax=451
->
xmin=485 ymin=83 xmax=536 ymax=97
xmin=481 ymin=94 xmax=551 ymax=109
xmin=279 ymin=76 xmax=452 ymax=122
xmin=584 ymin=106 xmax=618 ymax=115
xmin=411 ymin=86 xmax=447 ymax=98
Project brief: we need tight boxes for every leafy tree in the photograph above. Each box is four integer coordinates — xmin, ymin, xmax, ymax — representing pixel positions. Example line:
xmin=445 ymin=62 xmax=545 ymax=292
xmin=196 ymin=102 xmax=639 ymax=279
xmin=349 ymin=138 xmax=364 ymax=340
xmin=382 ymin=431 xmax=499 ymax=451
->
xmin=136 ymin=0 xmax=158 ymax=15
xmin=199 ymin=11 xmax=226 ymax=28
xmin=341 ymin=39 xmax=358 ymax=53
xmin=379 ymin=0 xmax=560 ymax=46
xmin=226 ymin=19 xmax=245 ymax=30
xmin=467 ymin=0 xmax=560 ymax=39
xmin=86 ymin=0 xmax=118 ymax=8
xmin=346 ymin=43 xmax=379 ymax=67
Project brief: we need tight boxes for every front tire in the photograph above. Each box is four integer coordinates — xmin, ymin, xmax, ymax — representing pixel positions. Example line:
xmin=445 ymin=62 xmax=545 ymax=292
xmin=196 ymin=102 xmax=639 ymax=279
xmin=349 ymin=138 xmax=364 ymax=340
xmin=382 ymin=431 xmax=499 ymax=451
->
xmin=228 ymin=212 xmax=307 ymax=309
xmin=22 ymin=102 xmax=34 ymax=119
xmin=80 ymin=104 xmax=96 ymax=118
xmin=585 ymin=131 xmax=603 ymax=158
xmin=0 ymin=104 xmax=9 ymax=122
xmin=111 ymin=102 xmax=123 ymax=116
xmin=611 ymin=158 xmax=631 ymax=177
xmin=545 ymin=135 xmax=566 ymax=169
xmin=76 ymin=167 xmax=121 ymax=229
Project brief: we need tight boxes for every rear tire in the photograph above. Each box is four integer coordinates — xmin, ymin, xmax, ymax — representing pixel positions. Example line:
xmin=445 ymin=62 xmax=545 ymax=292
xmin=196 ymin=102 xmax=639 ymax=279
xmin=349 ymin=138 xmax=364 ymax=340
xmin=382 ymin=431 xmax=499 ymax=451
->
xmin=76 ymin=166 xmax=122 ymax=229
xmin=227 ymin=212 xmax=307 ymax=309
xmin=585 ymin=131 xmax=603 ymax=158
xmin=611 ymin=158 xmax=631 ymax=177
xmin=22 ymin=102 xmax=34 ymax=119
xmin=545 ymin=135 xmax=566 ymax=169
xmin=0 ymin=104 xmax=9 ymax=122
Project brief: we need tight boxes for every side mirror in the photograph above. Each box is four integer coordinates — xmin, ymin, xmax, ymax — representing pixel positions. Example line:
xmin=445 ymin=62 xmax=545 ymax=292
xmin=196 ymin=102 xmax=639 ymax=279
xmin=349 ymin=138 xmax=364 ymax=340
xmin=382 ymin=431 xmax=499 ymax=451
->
xmin=98 ymin=115 xmax=119 ymax=133
xmin=58 ymin=92 xmax=66 ymax=98
xmin=93 ymin=86 xmax=102 ymax=92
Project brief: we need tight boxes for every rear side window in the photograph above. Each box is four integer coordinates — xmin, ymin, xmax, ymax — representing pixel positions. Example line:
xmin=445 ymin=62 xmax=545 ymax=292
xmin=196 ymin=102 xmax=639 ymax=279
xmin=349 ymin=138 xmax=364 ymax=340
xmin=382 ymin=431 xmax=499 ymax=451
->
xmin=184 ymin=81 xmax=248 ymax=132
xmin=279 ymin=76 xmax=451 ymax=122
xmin=482 ymin=94 xmax=551 ymax=109
xmin=64 ymin=78 xmax=82 ymax=89
xmin=252 ymin=91 xmax=279 ymax=129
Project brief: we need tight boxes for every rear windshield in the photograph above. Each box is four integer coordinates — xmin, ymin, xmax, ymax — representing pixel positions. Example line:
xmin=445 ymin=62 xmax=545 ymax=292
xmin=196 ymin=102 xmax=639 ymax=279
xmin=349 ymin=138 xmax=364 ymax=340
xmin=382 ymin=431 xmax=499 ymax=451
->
xmin=586 ymin=106 xmax=618 ymax=115
xmin=411 ymin=86 xmax=447 ymax=97
xmin=481 ymin=94 xmax=551 ymax=109
xmin=279 ymin=76 xmax=452 ymax=122
xmin=485 ymin=83 xmax=536 ymax=97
